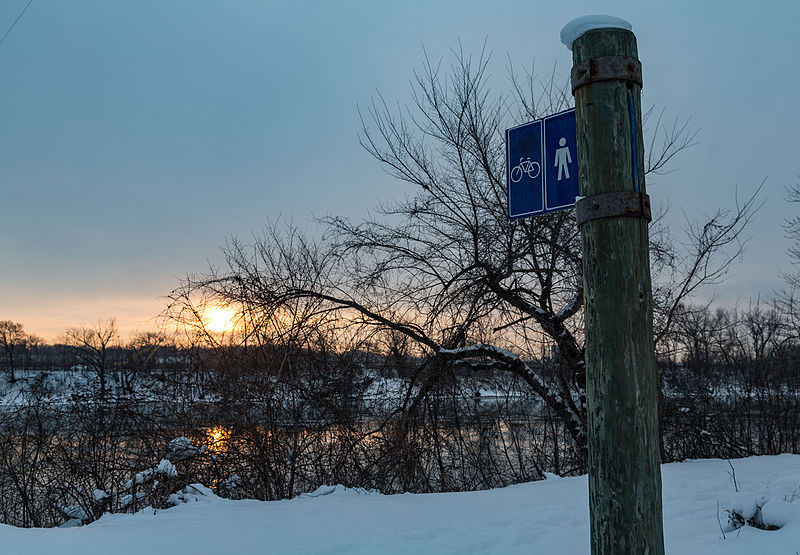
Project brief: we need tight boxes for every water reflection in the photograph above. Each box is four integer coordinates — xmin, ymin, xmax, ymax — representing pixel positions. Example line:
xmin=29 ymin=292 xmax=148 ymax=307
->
xmin=205 ymin=425 xmax=231 ymax=453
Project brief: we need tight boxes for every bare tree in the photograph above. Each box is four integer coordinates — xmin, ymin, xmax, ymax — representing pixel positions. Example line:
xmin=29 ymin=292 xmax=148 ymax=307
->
xmin=64 ymin=319 xmax=119 ymax=395
xmin=170 ymin=47 xmax=757 ymax=458
xmin=120 ymin=331 xmax=167 ymax=391
xmin=0 ymin=320 xmax=28 ymax=382
xmin=651 ymin=185 xmax=762 ymax=353
xmin=784 ymin=180 xmax=800 ymax=289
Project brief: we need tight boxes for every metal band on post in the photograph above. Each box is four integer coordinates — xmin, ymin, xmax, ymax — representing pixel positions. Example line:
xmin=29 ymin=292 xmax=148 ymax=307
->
xmin=575 ymin=191 xmax=651 ymax=227
xmin=571 ymin=55 xmax=642 ymax=93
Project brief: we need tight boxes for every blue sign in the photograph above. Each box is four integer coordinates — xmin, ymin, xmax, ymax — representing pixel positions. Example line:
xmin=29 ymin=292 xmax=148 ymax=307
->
xmin=506 ymin=109 xmax=579 ymax=219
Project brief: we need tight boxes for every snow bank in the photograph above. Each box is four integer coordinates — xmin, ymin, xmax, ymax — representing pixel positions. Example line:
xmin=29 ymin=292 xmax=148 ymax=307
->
xmin=298 ymin=484 xmax=381 ymax=498
xmin=561 ymin=15 xmax=633 ymax=50
xmin=718 ymin=467 xmax=800 ymax=532
xmin=156 ymin=459 xmax=177 ymax=477
xmin=166 ymin=437 xmax=203 ymax=461
xmin=167 ymin=484 xmax=217 ymax=506
xmin=2 ymin=455 xmax=800 ymax=554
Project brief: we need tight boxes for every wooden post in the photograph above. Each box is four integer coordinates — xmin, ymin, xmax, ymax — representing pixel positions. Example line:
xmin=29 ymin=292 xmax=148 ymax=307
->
xmin=571 ymin=27 xmax=665 ymax=554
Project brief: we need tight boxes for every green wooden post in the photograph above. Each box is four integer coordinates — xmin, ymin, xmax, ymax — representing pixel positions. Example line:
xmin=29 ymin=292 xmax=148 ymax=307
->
xmin=571 ymin=25 xmax=665 ymax=554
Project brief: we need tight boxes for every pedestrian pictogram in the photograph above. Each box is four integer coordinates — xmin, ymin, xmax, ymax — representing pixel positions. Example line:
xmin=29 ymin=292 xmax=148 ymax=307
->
xmin=506 ymin=108 xmax=579 ymax=219
xmin=555 ymin=137 xmax=572 ymax=180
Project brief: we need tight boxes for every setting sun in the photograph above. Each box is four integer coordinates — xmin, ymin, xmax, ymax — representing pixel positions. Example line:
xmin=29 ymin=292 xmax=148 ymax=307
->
xmin=203 ymin=305 xmax=238 ymax=333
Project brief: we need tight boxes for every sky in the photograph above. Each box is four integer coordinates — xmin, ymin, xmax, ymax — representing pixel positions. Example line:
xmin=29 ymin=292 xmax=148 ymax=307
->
xmin=1 ymin=1 xmax=798 ymax=342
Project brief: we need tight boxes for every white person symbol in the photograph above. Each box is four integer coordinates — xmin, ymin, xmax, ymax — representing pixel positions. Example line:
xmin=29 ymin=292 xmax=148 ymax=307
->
xmin=555 ymin=137 xmax=572 ymax=180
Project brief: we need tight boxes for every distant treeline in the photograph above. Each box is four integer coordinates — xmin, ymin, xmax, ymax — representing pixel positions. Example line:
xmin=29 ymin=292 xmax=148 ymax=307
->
xmin=0 ymin=298 xmax=798 ymax=528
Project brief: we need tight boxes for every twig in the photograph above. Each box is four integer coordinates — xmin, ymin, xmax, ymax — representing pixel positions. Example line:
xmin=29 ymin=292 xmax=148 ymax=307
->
xmin=727 ymin=460 xmax=739 ymax=492
xmin=716 ymin=499 xmax=727 ymax=540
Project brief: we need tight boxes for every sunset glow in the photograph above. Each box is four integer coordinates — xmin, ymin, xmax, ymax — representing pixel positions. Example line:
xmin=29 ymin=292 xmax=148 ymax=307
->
xmin=203 ymin=305 xmax=238 ymax=333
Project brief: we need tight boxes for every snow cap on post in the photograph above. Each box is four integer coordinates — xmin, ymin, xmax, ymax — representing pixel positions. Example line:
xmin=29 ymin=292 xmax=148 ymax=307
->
xmin=560 ymin=15 xmax=633 ymax=50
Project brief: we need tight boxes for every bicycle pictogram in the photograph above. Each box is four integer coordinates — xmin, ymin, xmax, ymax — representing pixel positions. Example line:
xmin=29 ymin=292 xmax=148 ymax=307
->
xmin=510 ymin=157 xmax=541 ymax=183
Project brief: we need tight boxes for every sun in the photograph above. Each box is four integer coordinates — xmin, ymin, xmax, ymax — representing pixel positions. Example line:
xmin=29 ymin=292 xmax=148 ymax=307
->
xmin=203 ymin=305 xmax=238 ymax=333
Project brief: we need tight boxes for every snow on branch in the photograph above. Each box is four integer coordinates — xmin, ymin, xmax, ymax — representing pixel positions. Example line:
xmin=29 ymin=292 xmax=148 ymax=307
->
xmin=437 ymin=343 xmax=586 ymax=448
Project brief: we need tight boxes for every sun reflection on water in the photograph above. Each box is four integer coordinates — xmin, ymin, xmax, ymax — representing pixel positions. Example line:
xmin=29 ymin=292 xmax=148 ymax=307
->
xmin=205 ymin=425 xmax=231 ymax=453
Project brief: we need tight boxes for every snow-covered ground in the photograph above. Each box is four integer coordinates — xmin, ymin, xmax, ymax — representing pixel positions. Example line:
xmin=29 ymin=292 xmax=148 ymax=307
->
xmin=2 ymin=455 xmax=799 ymax=554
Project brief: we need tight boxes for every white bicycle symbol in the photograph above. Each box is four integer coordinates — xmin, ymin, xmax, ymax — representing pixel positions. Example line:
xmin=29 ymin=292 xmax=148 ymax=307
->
xmin=510 ymin=157 xmax=541 ymax=183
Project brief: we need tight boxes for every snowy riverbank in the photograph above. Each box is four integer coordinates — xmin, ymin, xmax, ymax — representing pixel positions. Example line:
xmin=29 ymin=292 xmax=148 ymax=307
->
xmin=2 ymin=455 xmax=799 ymax=554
